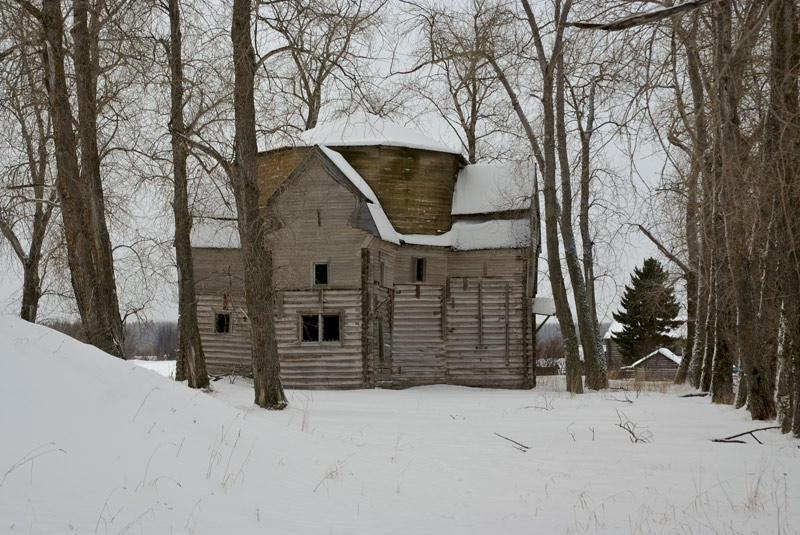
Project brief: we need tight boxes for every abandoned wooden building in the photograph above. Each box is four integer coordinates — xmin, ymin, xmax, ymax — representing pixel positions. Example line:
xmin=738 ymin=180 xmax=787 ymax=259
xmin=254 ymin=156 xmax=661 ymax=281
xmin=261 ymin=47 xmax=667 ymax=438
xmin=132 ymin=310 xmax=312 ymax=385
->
xmin=620 ymin=348 xmax=682 ymax=381
xmin=191 ymin=114 xmax=535 ymax=389
xmin=603 ymin=320 xmax=686 ymax=374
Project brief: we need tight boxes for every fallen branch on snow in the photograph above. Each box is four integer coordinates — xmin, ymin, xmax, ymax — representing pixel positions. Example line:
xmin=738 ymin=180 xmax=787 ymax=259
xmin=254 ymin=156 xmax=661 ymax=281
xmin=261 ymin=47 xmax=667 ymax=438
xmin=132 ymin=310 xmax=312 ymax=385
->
xmin=712 ymin=426 xmax=780 ymax=445
xmin=680 ymin=392 xmax=709 ymax=398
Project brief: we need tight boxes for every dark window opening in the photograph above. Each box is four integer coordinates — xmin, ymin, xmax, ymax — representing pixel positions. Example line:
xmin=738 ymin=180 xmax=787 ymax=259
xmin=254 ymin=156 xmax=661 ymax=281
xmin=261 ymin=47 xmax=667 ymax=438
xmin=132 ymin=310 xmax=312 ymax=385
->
xmin=322 ymin=314 xmax=340 ymax=341
xmin=413 ymin=257 xmax=426 ymax=282
xmin=314 ymin=263 xmax=329 ymax=285
xmin=300 ymin=313 xmax=341 ymax=342
xmin=215 ymin=312 xmax=231 ymax=334
xmin=301 ymin=315 xmax=319 ymax=342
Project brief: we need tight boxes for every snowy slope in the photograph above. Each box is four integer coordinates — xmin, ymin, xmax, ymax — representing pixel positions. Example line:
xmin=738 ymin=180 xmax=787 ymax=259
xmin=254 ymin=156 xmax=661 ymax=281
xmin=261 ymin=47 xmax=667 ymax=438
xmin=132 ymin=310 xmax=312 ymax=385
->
xmin=1 ymin=316 xmax=798 ymax=534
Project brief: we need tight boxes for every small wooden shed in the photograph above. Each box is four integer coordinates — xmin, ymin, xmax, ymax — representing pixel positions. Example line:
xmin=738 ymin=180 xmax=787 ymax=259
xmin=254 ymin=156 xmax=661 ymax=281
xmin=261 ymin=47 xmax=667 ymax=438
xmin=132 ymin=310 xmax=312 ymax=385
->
xmin=191 ymin=114 xmax=537 ymax=389
xmin=620 ymin=348 xmax=681 ymax=381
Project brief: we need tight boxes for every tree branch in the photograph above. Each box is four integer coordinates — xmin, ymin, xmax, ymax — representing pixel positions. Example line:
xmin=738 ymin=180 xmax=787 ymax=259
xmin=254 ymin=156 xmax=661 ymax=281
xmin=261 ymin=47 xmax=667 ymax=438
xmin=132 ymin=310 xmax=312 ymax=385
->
xmin=568 ymin=0 xmax=723 ymax=31
xmin=635 ymin=224 xmax=690 ymax=274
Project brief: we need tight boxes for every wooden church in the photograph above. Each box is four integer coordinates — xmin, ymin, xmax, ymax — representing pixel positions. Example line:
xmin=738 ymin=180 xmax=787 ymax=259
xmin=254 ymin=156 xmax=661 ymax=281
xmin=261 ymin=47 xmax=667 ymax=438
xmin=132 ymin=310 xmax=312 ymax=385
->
xmin=191 ymin=114 xmax=536 ymax=389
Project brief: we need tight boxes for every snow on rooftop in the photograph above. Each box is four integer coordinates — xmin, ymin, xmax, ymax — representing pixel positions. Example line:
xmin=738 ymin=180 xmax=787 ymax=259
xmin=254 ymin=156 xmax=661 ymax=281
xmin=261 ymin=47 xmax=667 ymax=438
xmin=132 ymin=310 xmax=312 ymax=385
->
xmin=451 ymin=164 xmax=532 ymax=216
xmin=191 ymin=150 xmax=530 ymax=252
xmin=300 ymin=113 xmax=461 ymax=155
xmin=402 ymin=219 xmax=529 ymax=251
xmin=624 ymin=347 xmax=682 ymax=369
xmin=320 ymin=146 xmax=380 ymax=205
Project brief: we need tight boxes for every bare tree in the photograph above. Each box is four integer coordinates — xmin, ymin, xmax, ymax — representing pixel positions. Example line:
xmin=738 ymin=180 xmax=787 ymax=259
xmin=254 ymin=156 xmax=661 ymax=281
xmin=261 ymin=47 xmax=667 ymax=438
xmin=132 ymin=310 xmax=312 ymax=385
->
xmin=159 ymin=0 xmax=209 ymax=388
xmin=255 ymin=0 xmax=384 ymax=132
xmin=231 ymin=0 xmax=286 ymax=408
xmin=484 ymin=0 xmax=585 ymax=393
xmin=11 ymin=0 xmax=127 ymax=357
xmin=0 ymin=6 xmax=58 ymax=322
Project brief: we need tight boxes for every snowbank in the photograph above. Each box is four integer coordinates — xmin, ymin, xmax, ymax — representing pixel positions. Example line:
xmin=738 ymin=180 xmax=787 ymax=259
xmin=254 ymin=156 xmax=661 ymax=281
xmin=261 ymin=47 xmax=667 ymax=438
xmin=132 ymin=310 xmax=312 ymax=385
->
xmin=2 ymin=316 xmax=797 ymax=534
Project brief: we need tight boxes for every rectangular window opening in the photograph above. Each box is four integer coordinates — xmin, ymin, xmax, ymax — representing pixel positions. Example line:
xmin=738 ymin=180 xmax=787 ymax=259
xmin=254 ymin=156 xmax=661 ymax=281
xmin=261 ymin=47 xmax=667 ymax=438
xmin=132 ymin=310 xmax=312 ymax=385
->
xmin=314 ymin=263 xmax=329 ymax=285
xmin=301 ymin=315 xmax=319 ymax=342
xmin=322 ymin=315 xmax=341 ymax=341
xmin=413 ymin=257 xmax=426 ymax=282
xmin=214 ymin=312 xmax=231 ymax=334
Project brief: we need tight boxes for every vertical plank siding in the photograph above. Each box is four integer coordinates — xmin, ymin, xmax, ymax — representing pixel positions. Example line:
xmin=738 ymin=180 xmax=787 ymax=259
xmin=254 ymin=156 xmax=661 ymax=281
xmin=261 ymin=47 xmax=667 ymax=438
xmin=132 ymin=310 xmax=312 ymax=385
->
xmin=445 ymin=277 xmax=529 ymax=388
xmin=391 ymin=284 xmax=446 ymax=386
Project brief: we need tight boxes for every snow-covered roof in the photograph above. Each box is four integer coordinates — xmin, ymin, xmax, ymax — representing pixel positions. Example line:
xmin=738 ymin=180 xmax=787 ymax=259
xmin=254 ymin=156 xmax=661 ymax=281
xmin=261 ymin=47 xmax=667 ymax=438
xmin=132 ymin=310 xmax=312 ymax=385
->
xmin=452 ymin=164 xmax=531 ymax=216
xmin=300 ymin=113 xmax=461 ymax=155
xmin=401 ymin=219 xmax=529 ymax=251
xmin=190 ymin=218 xmax=240 ymax=248
xmin=191 ymin=148 xmax=529 ymax=252
xmin=603 ymin=319 xmax=687 ymax=340
xmin=319 ymin=148 xmax=528 ymax=250
xmin=623 ymin=348 xmax=682 ymax=369
xmin=320 ymin=146 xmax=380 ymax=205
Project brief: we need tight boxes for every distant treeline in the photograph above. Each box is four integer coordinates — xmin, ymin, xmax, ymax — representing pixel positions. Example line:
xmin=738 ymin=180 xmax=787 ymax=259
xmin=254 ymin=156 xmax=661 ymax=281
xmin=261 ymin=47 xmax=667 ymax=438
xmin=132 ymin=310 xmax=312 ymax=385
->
xmin=44 ymin=319 xmax=177 ymax=360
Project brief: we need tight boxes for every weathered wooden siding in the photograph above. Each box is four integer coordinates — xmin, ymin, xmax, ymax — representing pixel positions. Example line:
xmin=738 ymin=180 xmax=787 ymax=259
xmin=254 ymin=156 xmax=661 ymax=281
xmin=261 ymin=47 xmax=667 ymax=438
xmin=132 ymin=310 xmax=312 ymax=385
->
xmin=258 ymin=146 xmax=311 ymax=204
xmin=333 ymin=146 xmax=460 ymax=235
xmin=193 ymin=248 xmax=252 ymax=376
xmin=368 ymin=243 xmax=397 ymax=386
xmin=606 ymin=339 xmax=624 ymax=374
xmin=269 ymin=155 xmax=372 ymax=290
xmin=275 ymin=289 xmax=365 ymax=389
xmin=631 ymin=353 xmax=680 ymax=381
xmin=445 ymin=277 xmax=529 ymax=388
xmin=394 ymin=246 xmax=449 ymax=285
xmin=391 ymin=284 xmax=446 ymax=386
xmin=446 ymin=249 xmax=528 ymax=278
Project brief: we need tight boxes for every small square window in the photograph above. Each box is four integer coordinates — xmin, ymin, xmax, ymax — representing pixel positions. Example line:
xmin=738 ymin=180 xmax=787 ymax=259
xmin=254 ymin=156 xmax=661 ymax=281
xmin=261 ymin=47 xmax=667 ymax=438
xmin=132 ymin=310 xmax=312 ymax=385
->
xmin=215 ymin=312 xmax=231 ymax=334
xmin=314 ymin=263 xmax=329 ymax=285
xmin=322 ymin=314 xmax=340 ymax=341
xmin=301 ymin=315 xmax=319 ymax=342
xmin=413 ymin=258 xmax=426 ymax=282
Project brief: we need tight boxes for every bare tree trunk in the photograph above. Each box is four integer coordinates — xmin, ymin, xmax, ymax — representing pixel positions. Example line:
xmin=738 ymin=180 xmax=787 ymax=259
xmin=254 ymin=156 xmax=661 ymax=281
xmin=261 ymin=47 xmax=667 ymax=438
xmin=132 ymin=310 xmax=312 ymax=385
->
xmin=168 ymin=0 xmax=208 ymax=388
xmin=0 ymin=39 xmax=56 ymax=323
xmin=707 ymin=0 xmax=744 ymax=405
xmin=231 ymin=0 xmax=286 ymax=409
xmin=673 ymin=24 xmax=706 ymax=384
xmin=528 ymin=165 xmax=542 ymax=388
xmin=29 ymin=0 xmax=124 ymax=357
xmin=72 ymin=0 xmax=126 ymax=357
xmin=688 ymin=257 xmax=709 ymax=389
xmin=574 ymin=78 xmax=607 ymax=389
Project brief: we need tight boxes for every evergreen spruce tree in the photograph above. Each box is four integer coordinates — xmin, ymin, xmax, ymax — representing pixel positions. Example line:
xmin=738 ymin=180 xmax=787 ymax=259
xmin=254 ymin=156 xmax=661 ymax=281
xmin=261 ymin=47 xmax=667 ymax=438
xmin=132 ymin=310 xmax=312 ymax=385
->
xmin=612 ymin=258 xmax=682 ymax=365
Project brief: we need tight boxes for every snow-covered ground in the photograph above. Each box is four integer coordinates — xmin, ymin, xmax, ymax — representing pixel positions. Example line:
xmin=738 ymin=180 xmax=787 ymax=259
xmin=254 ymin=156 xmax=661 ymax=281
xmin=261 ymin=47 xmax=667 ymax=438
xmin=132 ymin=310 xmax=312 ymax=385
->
xmin=131 ymin=358 xmax=176 ymax=380
xmin=1 ymin=315 xmax=797 ymax=534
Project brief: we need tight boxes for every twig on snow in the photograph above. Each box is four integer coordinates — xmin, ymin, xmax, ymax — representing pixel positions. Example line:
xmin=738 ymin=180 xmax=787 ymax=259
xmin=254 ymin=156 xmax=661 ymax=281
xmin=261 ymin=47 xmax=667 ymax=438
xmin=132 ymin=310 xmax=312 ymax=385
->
xmin=494 ymin=432 xmax=530 ymax=452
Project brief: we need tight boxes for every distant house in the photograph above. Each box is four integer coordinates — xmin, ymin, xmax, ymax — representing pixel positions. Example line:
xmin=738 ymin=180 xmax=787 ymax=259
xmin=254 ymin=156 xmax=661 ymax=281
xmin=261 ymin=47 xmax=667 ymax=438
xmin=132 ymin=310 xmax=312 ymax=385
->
xmin=620 ymin=348 xmax=681 ymax=381
xmin=603 ymin=320 xmax=686 ymax=374
xmin=191 ymin=114 xmax=537 ymax=389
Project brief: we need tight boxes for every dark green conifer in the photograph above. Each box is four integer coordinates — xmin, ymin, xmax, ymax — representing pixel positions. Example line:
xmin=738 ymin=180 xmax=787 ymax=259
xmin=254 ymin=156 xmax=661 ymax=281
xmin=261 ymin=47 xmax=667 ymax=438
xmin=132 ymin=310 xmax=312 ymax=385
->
xmin=612 ymin=258 xmax=682 ymax=365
